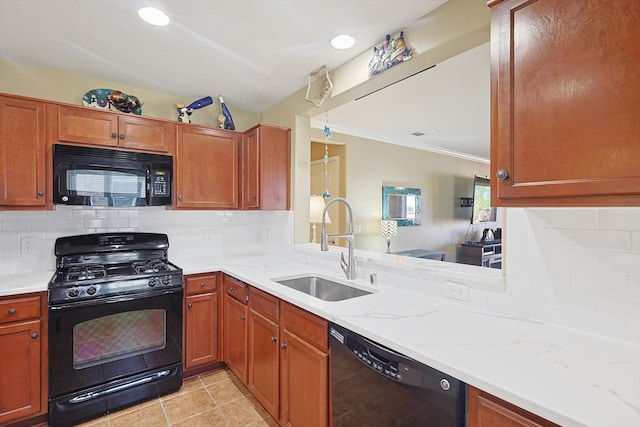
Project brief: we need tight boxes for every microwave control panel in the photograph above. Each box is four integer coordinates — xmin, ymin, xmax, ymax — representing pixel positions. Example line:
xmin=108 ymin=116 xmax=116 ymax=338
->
xmin=151 ymin=171 xmax=170 ymax=196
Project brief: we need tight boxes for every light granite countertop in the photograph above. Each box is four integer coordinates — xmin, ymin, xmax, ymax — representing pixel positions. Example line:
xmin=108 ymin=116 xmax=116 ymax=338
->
xmin=2 ymin=251 xmax=639 ymax=427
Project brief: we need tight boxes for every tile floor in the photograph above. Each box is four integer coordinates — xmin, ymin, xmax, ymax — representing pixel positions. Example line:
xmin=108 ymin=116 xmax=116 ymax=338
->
xmin=75 ymin=368 xmax=278 ymax=427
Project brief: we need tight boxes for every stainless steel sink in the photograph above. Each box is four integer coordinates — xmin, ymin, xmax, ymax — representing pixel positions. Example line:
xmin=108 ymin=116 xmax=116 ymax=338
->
xmin=272 ymin=275 xmax=372 ymax=301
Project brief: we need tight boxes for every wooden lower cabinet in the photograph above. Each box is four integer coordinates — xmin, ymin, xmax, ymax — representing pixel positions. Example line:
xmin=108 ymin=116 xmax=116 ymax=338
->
xmin=468 ymin=385 xmax=559 ymax=427
xmin=248 ymin=288 xmax=280 ymax=418
xmin=183 ymin=273 xmax=220 ymax=372
xmin=223 ymin=275 xmax=249 ymax=384
xmin=279 ymin=302 xmax=329 ymax=427
xmin=0 ymin=292 xmax=47 ymax=426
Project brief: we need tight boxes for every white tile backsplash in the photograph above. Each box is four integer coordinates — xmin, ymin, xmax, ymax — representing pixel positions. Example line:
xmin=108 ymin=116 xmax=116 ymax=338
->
xmin=0 ymin=206 xmax=292 ymax=276
xmin=504 ymin=207 xmax=640 ymax=344
xmin=1 ymin=205 xmax=638 ymax=344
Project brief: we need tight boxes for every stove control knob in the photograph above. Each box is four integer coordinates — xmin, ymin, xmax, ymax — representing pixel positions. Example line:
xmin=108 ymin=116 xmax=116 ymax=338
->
xmin=67 ymin=288 xmax=80 ymax=298
xmin=148 ymin=278 xmax=158 ymax=287
xmin=86 ymin=285 xmax=97 ymax=295
xmin=162 ymin=276 xmax=171 ymax=286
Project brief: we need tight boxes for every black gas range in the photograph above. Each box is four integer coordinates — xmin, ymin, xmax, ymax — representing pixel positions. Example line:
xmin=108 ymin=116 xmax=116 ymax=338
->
xmin=49 ymin=232 xmax=183 ymax=305
xmin=48 ymin=232 xmax=184 ymax=427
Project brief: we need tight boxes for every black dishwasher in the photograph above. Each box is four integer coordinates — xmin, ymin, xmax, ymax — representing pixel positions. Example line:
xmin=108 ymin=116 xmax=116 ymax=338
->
xmin=330 ymin=323 xmax=465 ymax=427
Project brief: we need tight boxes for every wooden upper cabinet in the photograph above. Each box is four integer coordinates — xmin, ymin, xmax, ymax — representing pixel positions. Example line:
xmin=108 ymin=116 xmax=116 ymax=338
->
xmin=0 ymin=96 xmax=48 ymax=209
xmin=242 ymin=124 xmax=291 ymax=210
xmin=175 ymin=124 xmax=240 ymax=209
xmin=489 ymin=0 xmax=640 ymax=206
xmin=57 ymin=105 xmax=171 ymax=153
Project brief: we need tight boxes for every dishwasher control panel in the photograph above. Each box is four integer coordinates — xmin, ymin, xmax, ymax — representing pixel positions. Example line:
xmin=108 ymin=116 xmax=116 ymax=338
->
xmin=346 ymin=337 xmax=424 ymax=387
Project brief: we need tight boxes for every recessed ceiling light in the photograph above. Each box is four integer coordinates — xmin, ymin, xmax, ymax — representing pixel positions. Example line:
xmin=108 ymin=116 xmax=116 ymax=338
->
xmin=330 ymin=34 xmax=355 ymax=50
xmin=138 ymin=7 xmax=170 ymax=26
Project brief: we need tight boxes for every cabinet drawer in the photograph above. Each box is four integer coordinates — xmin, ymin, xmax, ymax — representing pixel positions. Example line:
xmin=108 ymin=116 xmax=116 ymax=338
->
xmin=249 ymin=287 xmax=279 ymax=321
xmin=224 ymin=276 xmax=248 ymax=304
xmin=185 ymin=273 xmax=218 ymax=295
xmin=282 ymin=302 xmax=328 ymax=350
xmin=0 ymin=296 xmax=40 ymax=324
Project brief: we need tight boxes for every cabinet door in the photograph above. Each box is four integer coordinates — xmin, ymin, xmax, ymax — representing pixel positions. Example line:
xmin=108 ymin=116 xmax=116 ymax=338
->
xmin=118 ymin=115 xmax=171 ymax=153
xmin=223 ymin=294 xmax=248 ymax=384
xmin=243 ymin=127 xmax=260 ymax=208
xmin=184 ymin=292 xmax=219 ymax=369
xmin=0 ymin=96 xmax=47 ymax=208
xmin=490 ymin=0 xmax=640 ymax=206
xmin=248 ymin=309 xmax=279 ymax=419
xmin=0 ymin=320 xmax=42 ymax=425
xmin=468 ymin=385 xmax=559 ymax=427
xmin=58 ymin=105 xmax=119 ymax=147
xmin=176 ymin=125 xmax=240 ymax=209
xmin=280 ymin=329 xmax=329 ymax=427
xmin=242 ymin=124 xmax=291 ymax=210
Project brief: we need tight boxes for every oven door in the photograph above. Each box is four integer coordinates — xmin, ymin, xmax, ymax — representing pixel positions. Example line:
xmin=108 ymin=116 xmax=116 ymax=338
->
xmin=48 ymin=288 xmax=183 ymax=399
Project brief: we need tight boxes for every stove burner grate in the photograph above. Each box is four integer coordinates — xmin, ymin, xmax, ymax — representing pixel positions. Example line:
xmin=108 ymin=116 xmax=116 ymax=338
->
xmin=132 ymin=259 xmax=170 ymax=274
xmin=66 ymin=265 xmax=107 ymax=282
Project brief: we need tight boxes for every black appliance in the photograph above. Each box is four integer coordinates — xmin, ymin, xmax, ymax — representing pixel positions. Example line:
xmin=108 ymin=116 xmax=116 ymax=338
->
xmin=53 ymin=143 xmax=173 ymax=207
xmin=48 ymin=232 xmax=183 ymax=427
xmin=330 ymin=323 xmax=466 ymax=427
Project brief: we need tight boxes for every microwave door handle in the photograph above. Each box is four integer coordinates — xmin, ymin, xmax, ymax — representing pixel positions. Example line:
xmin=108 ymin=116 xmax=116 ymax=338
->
xmin=146 ymin=166 xmax=151 ymax=205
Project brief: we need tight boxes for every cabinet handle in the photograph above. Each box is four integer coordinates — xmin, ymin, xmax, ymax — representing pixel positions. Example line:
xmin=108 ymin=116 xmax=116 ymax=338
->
xmin=240 ymin=315 xmax=246 ymax=321
xmin=37 ymin=191 xmax=44 ymax=197
xmin=111 ymin=132 xmax=117 ymax=139
xmin=119 ymin=133 xmax=125 ymax=139
xmin=200 ymin=282 xmax=206 ymax=288
xmin=280 ymin=343 xmax=287 ymax=350
xmin=8 ymin=308 xmax=16 ymax=315
xmin=270 ymin=336 xmax=277 ymax=343
xmin=31 ymin=333 xmax=39 ymax=339
xmin=496 ymin=169 xmax=508 ymax=180
xmin=229 ymin=286 xmax=236 ymax=292
xmin=188 ymin=303 xmax=193 ymax=308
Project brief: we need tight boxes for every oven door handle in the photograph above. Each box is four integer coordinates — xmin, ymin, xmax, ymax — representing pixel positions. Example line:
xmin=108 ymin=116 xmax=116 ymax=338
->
xmin=49 ymin=288 xmax=182 ymax=310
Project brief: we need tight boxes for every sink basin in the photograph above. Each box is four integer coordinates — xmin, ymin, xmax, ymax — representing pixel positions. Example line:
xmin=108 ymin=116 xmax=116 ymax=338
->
xmin=272 ymin=275 xmax=372 ymax=301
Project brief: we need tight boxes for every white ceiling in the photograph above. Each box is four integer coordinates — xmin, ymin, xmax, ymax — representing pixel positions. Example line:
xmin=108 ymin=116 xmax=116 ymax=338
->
xmin=0 ymin=0 xmax=489 ymax=160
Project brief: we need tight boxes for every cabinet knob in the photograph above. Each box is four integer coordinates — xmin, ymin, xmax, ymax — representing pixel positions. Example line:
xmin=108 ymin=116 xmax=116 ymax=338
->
xmin=37 ymin=191 xmax=44 ymax=197
xmin=280 ymin=343 xmax=287 ymax=350
xmin=111 ymin=132 xmax=117 ymax=139
xmin=178 ymin=195 xmax=183 ymax=201
xmin=8 ymin=308 xmax=16 ymax=315
xmin=252 ymin=195 xmax=257 ymax=200
xmin=496 ymin=169 xmax=509 ymax=180
xmin=240 ymin=315 xmax=246 ymax=321
xmin=188 ymin=303 xmax=192 ymax=308
xmin=31 ymin=333 xmax=39 ymax=339
xmin=270 ymin=336 xmax=277 ymax=343
xmin=229 ymin=286 xmax=236 ymax=292
xmin=119 ymin=134 xmax=125 ymax=140
xmin=200 ymin=282 xmax=206 ymax=288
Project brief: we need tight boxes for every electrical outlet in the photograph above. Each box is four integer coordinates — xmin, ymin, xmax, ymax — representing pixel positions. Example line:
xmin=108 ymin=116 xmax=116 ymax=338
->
xmin=21 ymin=236 xmax=35 ymax=254
xmin=445 ymin=282 xmax=469 ymax=301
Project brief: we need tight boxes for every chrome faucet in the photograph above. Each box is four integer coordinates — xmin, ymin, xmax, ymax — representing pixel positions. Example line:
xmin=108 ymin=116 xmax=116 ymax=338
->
xmin=321 ymin=197 xmax=356 ymax=280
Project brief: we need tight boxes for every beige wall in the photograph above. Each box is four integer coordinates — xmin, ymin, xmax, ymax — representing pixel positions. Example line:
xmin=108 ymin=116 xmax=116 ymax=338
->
xmin=0 ymin=60 xmax=261 ymax=130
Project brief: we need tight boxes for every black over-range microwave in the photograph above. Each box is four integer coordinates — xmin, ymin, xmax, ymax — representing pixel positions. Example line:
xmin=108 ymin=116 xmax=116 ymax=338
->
xmin=53 ymin=144 xmax=173 ymax=207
